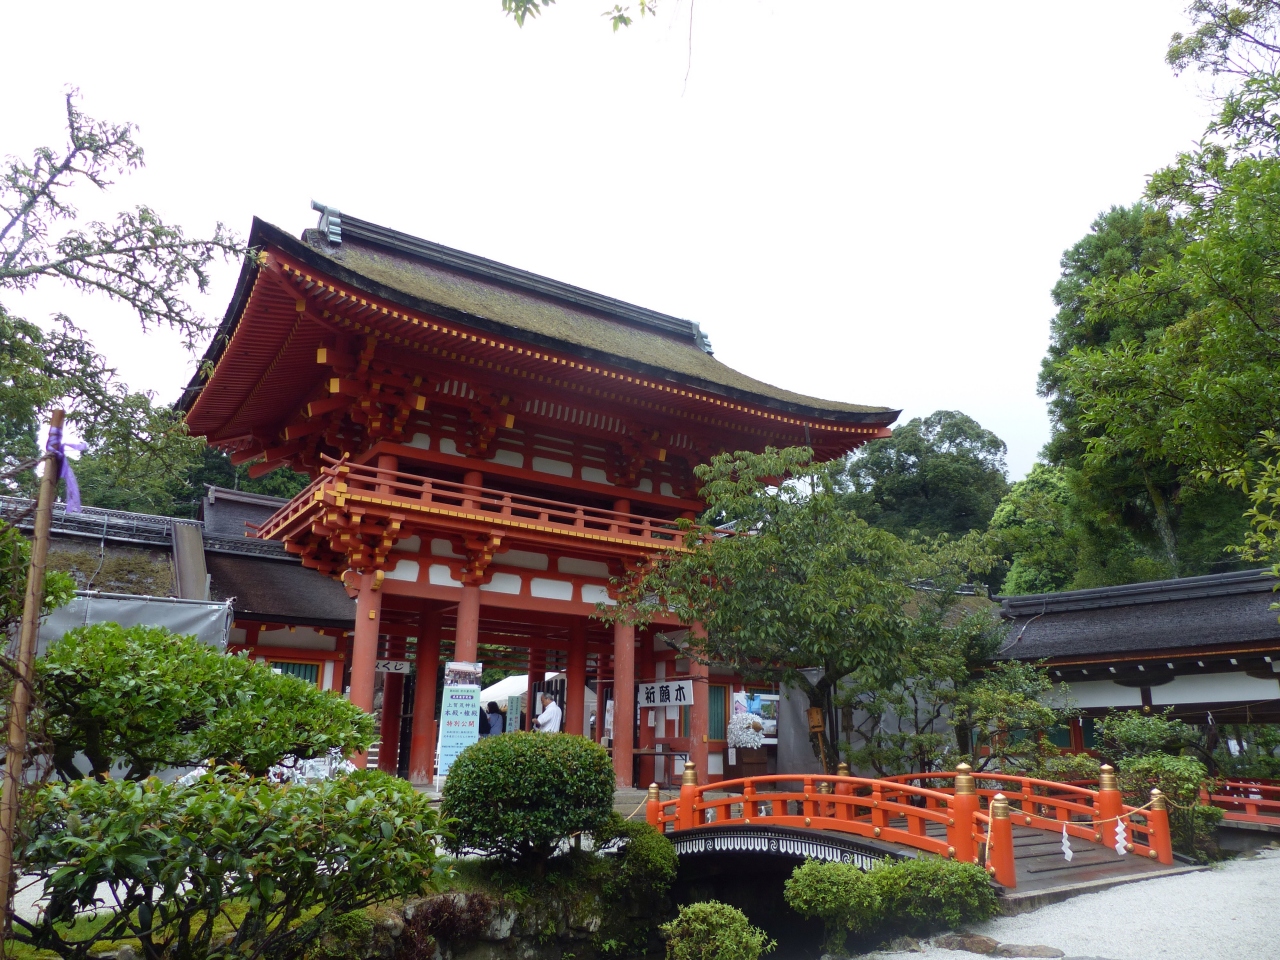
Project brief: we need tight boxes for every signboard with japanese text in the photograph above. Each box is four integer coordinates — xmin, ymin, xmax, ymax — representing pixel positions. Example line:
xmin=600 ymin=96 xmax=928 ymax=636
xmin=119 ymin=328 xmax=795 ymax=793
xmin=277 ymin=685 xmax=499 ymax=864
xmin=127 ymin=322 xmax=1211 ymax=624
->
xmin=437 ymin=685 xmax=481 ymax=777
xmin=375 ymin=659 xmax=412 ymax=674
xmin=637 ymin=679 xmax=694 ymax=710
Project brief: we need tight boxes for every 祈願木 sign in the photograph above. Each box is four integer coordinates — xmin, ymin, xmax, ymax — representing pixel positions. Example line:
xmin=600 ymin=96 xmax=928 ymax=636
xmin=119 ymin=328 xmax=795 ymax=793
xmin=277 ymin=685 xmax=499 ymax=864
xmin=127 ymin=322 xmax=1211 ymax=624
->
xmin=637 ymin=680 xmax=694 ymax=709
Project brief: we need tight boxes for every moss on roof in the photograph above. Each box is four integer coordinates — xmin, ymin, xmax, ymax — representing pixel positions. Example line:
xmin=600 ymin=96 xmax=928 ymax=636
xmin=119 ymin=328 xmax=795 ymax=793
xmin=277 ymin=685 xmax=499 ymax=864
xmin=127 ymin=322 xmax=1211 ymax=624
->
xmin=289 ymin=225 xmax=895 ymax=420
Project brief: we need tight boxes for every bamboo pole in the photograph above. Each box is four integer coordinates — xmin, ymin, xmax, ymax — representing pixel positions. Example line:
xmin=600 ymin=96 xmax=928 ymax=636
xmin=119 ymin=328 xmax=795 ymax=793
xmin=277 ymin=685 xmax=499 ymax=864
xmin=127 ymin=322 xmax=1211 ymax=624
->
xmin=0 ymin=409 xmax=64 ymax=949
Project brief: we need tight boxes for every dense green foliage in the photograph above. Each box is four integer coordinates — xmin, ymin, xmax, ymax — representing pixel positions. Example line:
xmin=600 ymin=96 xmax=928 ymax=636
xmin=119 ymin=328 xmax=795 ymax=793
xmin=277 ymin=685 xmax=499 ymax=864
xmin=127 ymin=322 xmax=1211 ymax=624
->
xmin=13 ymin=769 xmax=447 ymax=960
xmin=659 ymin=902 xmax=774 ymax=960
xmin=613 ymin=446 xmax=998 ymax=771
xmin=842 ymin=410 xmax=1010 ymax=540
xmin=31 ymin=623 xmax=374 ymax=780
xmin=592 ymin=814 xmax=678 ymax=902
xmin=441 ymin=732 xmax=615 ymax=867
xmin=783 ymin=860 xmax=880 ymax=954
xmin=0 ymin=522 xmax=76 ymax=635
xmin=784 ymin=857 xmax=997 ymax=951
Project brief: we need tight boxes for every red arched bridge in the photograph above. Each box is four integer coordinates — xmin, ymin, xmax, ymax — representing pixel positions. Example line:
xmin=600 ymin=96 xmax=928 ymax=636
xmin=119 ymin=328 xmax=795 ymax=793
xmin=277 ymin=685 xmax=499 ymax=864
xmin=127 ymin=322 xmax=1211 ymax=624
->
xmin=646 ymin=763 xmax=1177 ymax=892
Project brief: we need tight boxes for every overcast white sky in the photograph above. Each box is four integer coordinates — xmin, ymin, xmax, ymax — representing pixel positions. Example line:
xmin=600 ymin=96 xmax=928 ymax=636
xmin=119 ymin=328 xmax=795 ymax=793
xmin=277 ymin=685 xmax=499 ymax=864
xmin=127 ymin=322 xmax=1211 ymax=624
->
xmin=5 ymin=1 xmax=1215 ymax=481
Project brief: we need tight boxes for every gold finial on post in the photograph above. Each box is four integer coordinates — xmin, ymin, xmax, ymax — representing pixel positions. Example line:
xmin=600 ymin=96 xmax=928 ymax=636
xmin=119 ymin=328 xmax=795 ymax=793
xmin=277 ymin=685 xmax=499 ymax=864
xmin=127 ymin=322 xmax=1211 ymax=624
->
xmin=954 ymin=761 xmax=976 ymax=796
xmin=1099 ymin=764 xmax=1119 ymax=791
xmin=1150 ymin=787 xmax=1166 ymax=811
xmin=817 ymin=781 xmax=832 ymax=794
xmin=682 ymin=761 xmax=698 ymax=785
xmin=836 ymin=761 xmax=850 ymax=777
xmin=990 ymin=793 xmax=1010 ymax=819
xmin=647 ymin=782 xmax=660 ymax=801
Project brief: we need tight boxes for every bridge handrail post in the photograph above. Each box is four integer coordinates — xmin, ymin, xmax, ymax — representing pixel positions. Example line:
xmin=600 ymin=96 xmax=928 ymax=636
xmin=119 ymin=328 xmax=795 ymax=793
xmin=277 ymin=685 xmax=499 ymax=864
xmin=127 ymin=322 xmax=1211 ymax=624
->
xmin=987 ymin=794 xmax=1017 ymax=889
xmin=1095 ymin=764 xmax=1124 ymax=838
xmin=677 ymin=762 xmax=698 ymax=830
xmin=871 ymin=783 xmax=888 ymax=828
xmin=744 ymin=780 xmax=758 ymax=820
xmin=835 ymin=762 xmax=853 ymax=821
xmin=646 ymin=783 xmax=662 ymax=829
xmin=1147 ymin=789 xmax=1174 ymax=865
xmin=948 ymin=763 xmax=979 ymax=864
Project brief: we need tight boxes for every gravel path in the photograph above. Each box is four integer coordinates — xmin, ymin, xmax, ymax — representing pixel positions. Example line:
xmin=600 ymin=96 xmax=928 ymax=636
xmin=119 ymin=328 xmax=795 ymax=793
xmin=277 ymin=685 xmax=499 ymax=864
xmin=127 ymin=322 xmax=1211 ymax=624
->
xmin=866 ymin=848 xmax=1280 ymax=960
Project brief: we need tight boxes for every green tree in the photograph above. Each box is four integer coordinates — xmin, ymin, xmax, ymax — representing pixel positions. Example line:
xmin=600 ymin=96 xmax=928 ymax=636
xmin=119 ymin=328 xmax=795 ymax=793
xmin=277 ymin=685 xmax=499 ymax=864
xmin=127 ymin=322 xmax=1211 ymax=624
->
xmin=610 ymin=447 xmax=994 ymax=772
xmin=30 ymin=623 xmax=374 ymax=781
xmin=0 ymin=91 xmax=238 ymax=506
xmin=841 ymin=410 xmax=1010 ymax=540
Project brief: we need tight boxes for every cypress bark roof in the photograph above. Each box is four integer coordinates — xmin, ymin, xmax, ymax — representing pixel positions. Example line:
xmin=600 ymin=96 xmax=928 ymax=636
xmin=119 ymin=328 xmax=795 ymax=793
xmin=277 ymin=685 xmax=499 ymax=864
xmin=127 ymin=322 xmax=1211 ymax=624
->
xmin=998 ymin=569 xmax=1280 ymax=660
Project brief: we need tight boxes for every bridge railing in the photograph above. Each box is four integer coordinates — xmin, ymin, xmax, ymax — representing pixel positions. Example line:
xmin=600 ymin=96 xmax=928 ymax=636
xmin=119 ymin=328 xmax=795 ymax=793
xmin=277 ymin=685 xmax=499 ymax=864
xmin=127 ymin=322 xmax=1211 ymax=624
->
xmin=1201 ymin=778 xmax=1280 ymax=825
xmin=648 ymin=762 xmax=1174 ymax=889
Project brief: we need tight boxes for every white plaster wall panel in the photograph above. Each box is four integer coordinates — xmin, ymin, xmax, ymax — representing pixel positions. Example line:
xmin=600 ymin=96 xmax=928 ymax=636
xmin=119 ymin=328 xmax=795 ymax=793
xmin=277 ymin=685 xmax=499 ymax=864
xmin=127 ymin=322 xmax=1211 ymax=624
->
xmin=385 ymin=559 xmax=420 ymax=582
xmin=1054 ymin=680 xmax=1142 ymax=709
xmin=256 ymin=627 xmax=336 ymax=652
xmin=707 ymin=752 xmax=725 ymax=776
xmin=481 ymin=573 xmax=523 ymax=595
xmin=581 ymin=466 xmax=612 ymax=485
xmin=581 ymin=584 xmax=616 ymax=606
xmin=429 ymin=564 xmax=463 ymax=586
xmin=530 ymin=578 xmax=574 ymax=600
xmin=559 ymin=557 xmax=610 ymax=578
xmin=636 ymin=478 xmax=654 ymax=492
xmin=1152 ymin=672 xmax=1280 ymax=705
xmin=431 ymin=539 xmax=462 ymax=557
xmin=438 ymin=437 xmax=463 ymax=456
xmin=492 ymin=448 xmax=524 ymax=468
xmin=532 ymin=457 xmax=573 ymax=477
xmin=393 ymin=535 xmax=422 ymax=553
xmin=494 ymin=549 xmax=550 ymax=570
xmin=322 ymin=660 xmax=335 ymax=691
xmin=229 ymin=626 xmax=248 ymax=644
xmin=407 ymin=433 xmax=431 ymax=450
xmin=660 ymin=483 xmax=675 ymax=497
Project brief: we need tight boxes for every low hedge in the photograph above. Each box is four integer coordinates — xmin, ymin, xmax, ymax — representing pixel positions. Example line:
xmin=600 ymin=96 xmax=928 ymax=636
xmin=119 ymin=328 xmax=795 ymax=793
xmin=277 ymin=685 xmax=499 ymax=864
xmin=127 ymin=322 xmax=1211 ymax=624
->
xmin=660 ymin=902 xmax=774 ymax=960
xmin=441 ymin=732 xmax=614 ymax=868
xmin=784 ymin=856 xmax=996 ymax=952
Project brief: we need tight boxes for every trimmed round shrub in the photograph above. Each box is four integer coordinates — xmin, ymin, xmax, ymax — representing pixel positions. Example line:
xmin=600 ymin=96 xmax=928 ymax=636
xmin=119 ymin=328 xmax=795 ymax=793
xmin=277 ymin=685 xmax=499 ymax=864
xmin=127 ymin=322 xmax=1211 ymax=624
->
xmin=593 ymin=812 xmax=679 ymax=900
xmin=441 ymin=732 xmax=614 ymax=866
xmin=783 ymin=859 xmax=880 ymax=954
xmin=868 ymin=857 xmax=997 ymax=934
xmin=660 ymin=902 xmax=774 ymax=960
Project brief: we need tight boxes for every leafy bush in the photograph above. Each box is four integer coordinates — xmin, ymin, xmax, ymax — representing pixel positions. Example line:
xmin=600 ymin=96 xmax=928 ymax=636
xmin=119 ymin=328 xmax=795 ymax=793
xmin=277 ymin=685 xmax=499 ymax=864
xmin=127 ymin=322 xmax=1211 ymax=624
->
xmin=1098 ymin=709 xmax=1196 ymax=762
xmin=784 ymin=857 xmax=996 ymax=948
xmin=37 ymin=623 xmax=375 ymax=779
xmin=593 ymin=813 xmax=679 ymax=901
xmin=868 ymin=857 xmax=997 ymax=934
xmin=660 ymin=902 xmax=774 ymax=960
xmin=441 ymin=732 xmax=614 ymax=867
xmin=783 ymin=860 xmax=880 ymax=954
xmin=1118 ymin=753 xmax=1221 ymax=859
xmin=15 ymin=769 xmax=448 ymax=960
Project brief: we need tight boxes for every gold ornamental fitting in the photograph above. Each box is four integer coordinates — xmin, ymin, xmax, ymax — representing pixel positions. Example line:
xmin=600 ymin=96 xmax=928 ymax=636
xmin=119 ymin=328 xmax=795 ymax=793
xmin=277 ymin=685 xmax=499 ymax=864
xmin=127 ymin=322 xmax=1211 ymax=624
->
xmin=682 ymin=761 xmax=698 ymax=785
xmin=1099 ymin=764 xmax=1119 ymax=791
xmin=1150 ymin=788 xmax=1167 ymax=811
xmin=954 ymin=762 xmax=976 ymax=796
xmin=873 ymin=826 xmax=881 ymax=837
xmin=947 ymin=846 xmax=956 ymax=858
xmin=817 ymin=781 xmax=833 ymax=795
xmin=647 ymin=783 xmax=660 ymax=801
xmin=990 ymin=793 xmax=1010 ymax=819
xmin=837 ymin=761 xmax=851 ymax=777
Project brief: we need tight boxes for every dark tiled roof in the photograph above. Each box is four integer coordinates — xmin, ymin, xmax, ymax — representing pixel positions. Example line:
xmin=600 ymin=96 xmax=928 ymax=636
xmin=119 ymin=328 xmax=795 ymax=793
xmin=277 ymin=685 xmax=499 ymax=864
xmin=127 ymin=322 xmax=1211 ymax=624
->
xmin=998 ymin=569 xmax=1280 ymax=660
xmin=200 ymin=486 xmax=289 ymax=542
xmin=206 ymin=553 xmax=355 ymax=628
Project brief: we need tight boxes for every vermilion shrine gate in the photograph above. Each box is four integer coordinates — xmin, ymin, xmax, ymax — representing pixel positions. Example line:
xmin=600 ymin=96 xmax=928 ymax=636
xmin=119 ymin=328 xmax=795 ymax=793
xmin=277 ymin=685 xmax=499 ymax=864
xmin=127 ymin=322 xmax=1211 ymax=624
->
xmin=180 ymin=207 xmax=899 ymax=787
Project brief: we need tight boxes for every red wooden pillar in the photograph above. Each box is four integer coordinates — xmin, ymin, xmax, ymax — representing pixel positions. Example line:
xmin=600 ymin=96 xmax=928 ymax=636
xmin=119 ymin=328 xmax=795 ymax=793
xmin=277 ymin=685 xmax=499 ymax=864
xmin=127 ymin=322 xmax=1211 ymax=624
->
xmin=349 ymin=572 xmax=383 ymax=769
xmin=408 ymin=610 xmax=441 ymax=785
xmin=378 ymin=673 xmax=404 ymax=774
xmin=455 ymin=584 xmax=481 ymax=663
xmin=689 ymin=623 xmax=710 ymax=786
xmin=565 ymin=619 xmax=588 ymax=735
xmin=526 ymin=648 xmax=546 ymax=731
xmin=613 ymin=620 xmax=636 ymax=787
xmin=637 ymin=629 xmax=656 ymax=786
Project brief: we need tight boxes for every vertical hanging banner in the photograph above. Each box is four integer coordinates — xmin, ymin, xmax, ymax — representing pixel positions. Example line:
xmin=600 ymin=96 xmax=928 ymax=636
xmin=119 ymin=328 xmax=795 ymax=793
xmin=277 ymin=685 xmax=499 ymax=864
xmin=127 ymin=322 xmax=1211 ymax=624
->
xmin=437 ymin=661 xmax=482 ymax=778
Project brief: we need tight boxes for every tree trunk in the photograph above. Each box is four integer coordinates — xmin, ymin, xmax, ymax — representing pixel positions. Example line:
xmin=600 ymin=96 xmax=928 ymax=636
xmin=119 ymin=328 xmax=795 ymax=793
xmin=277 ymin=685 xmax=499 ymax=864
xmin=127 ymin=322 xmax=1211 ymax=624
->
xmin=1143 ymin=472 xmax=1180 ymax=575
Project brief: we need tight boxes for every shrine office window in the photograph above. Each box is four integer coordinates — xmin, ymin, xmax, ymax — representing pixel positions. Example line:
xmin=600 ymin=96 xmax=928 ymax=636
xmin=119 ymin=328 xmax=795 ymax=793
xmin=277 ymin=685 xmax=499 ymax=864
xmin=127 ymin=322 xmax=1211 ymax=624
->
xmin=272 ymin=661 xmax=319 ymax=686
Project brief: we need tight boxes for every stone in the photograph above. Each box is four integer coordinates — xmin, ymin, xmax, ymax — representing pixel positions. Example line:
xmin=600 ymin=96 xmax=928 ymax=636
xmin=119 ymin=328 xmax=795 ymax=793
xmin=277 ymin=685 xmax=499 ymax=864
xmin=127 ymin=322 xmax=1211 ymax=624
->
xmin=995 ymin=948 xmax=1065 ymax=959
xmin=934 ymin=933 xmax=1001 ymax=954
xmin=886 ymin=936 xmax=923 ymax=953
xmin=377 ymin=914 xmax=406 ymax=938
xmin=115 ymin=945 xmax=139 ymax=960
xmin=482 ymin=906 xmax=518 ymax=941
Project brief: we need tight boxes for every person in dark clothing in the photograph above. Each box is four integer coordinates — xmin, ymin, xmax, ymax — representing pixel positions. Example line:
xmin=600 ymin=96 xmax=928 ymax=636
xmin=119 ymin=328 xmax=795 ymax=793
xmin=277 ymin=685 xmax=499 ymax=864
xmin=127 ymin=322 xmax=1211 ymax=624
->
xmin=486 ymin=701 xmax=505 ymax=735
xmin=478 ymin=705 xmax=491 ymax=737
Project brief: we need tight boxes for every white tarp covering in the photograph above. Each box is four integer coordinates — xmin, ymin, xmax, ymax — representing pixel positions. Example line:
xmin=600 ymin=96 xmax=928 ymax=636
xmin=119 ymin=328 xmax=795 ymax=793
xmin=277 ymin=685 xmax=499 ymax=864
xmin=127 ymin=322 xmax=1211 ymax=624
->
xmin=37 ymin=591 xmax=233 ymax=656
